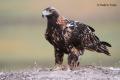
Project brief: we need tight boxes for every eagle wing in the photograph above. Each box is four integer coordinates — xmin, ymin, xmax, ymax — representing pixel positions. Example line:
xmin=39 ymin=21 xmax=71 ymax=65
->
xmin=76 ymin=23 xmax=99 ymax=48
xmin=70 ymin=22 xmax=111 ymax=55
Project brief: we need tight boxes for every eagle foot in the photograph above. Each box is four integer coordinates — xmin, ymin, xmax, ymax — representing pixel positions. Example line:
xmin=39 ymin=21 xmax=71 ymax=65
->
xmin=50 ymin=64 xmax=65 ymax=71
xmin=68 ymin=61 xmax=80 ymax=70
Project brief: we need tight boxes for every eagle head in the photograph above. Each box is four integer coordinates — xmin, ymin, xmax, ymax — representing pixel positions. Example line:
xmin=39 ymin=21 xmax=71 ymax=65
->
xmin=42 ymin=7 xmax=59 ymax=19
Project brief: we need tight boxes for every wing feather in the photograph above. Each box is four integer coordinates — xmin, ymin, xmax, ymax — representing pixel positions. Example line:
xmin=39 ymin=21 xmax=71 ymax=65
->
xmin=75 ymin=23 xmax=111 ymax=55
xmin=76 ymin=23 xmax=99 ymax=48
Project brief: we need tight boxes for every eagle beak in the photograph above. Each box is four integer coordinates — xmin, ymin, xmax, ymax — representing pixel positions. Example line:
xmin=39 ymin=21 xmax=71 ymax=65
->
xmin=42 ymin=10 xmax=46 ymax=18
xmin=42 ymin=14 xmax=45 ymax=18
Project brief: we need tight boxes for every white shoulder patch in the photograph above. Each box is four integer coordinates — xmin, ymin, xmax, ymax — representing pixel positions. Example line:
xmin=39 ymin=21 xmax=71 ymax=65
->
xmin=66 ymin=23 xmax=74 ymax=27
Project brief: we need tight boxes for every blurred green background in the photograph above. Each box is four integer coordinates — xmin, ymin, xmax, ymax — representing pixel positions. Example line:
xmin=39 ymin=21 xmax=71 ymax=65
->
xmin=0 ymin=0 xmax=120 ymax=71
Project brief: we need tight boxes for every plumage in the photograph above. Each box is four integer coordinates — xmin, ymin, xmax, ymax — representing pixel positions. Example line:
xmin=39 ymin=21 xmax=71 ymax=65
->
xmin=42 ymin=7 xmax=111 ymax=70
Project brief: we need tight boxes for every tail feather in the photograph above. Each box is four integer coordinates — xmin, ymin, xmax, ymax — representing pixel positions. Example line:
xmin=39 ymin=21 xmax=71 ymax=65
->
xmin=100 ymin=41 xmax=112 ymax=47
xmin=96 ymin=41 xmax=111 ymax=56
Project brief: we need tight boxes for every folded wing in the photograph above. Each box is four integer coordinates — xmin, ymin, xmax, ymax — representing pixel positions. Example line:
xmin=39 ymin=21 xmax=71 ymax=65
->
xmin=72 ymin=22 xmax=111 ymax=56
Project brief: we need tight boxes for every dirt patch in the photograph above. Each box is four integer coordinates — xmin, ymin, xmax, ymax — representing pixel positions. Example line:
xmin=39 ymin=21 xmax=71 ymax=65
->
xmin=0 ymin=66 xmax=120 ymax=80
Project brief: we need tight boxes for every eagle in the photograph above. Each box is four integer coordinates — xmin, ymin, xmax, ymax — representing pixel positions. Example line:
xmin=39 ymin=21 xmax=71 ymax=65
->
xmin=42 ymin=7 xmax=111 ymax=70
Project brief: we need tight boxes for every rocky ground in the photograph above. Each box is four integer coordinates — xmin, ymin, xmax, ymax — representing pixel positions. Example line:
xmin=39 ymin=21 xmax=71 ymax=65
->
xmin=0 ymin=66 xmax=120 ymax=80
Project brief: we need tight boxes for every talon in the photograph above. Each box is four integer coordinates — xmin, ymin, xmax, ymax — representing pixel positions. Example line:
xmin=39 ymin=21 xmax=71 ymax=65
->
xmin=66 ymin=65 xmax=72 ymax=71
xmin=51 ymin=64 xmax=63 ymax=71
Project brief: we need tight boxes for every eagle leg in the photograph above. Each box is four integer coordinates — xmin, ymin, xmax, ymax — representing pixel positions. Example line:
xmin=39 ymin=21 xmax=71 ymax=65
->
xmin=52 ymin=48 xmax=64 ymax=70
xmin=68 ymin=54 xmax=79 ymax=70
xmin=68 ymin=47 xmax=80 ymax=70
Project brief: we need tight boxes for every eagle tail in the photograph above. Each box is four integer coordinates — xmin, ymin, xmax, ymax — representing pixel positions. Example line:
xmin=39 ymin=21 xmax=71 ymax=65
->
xmin=96 ymin=41 xmax=111 ymax=56
xmin=100 ymin=41 xmax=111 ymax=47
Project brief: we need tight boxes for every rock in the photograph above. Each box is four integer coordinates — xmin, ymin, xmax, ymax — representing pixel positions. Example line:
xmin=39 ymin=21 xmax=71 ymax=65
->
xmin=0 ymin=66 xmax=120 ymax=80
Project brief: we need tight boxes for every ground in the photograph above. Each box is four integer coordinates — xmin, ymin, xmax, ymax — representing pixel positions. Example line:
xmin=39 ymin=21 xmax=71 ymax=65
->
xmin=0 ymin=66 xmax=120 ymax=80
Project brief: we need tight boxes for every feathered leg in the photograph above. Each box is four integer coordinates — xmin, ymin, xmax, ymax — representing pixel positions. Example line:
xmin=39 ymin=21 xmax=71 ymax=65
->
xmin=68 ymin=47 xmax=80 ymax=70
xmin=52 ymin=48 xmax=64 ymax=70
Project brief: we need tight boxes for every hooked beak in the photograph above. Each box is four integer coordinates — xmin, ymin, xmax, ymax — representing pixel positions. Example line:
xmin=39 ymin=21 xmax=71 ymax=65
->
xmin=42 ymin=14 xmax=45 ymax=18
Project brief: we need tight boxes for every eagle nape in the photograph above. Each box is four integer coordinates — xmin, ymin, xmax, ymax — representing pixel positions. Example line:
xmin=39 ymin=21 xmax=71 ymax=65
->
xmin=42 ymin=7 xmax=112 ymax=70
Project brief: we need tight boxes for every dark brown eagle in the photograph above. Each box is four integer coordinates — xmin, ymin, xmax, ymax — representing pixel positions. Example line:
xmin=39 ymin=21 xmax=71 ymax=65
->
xmin=42 ymin=7 xmax=111 ymax=70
